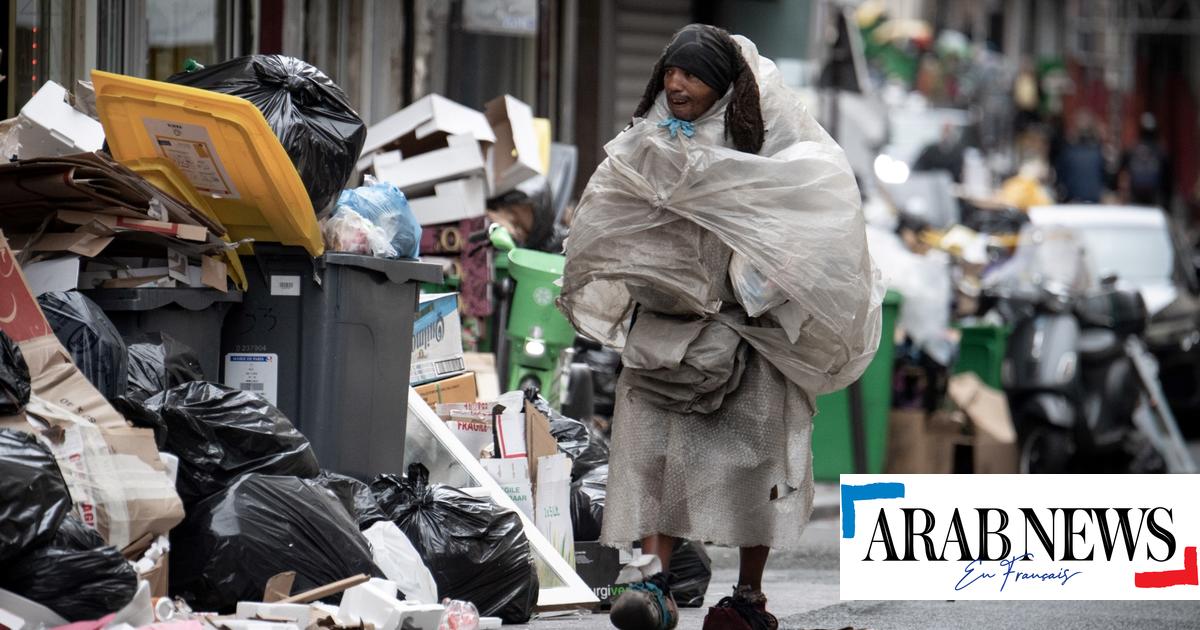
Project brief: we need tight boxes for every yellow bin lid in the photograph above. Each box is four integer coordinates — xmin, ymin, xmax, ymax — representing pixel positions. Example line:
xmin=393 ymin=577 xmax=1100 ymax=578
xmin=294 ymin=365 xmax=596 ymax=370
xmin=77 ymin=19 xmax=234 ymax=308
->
xmin=124 ymin=157 xmax=250 ymax=290
xmin=92 ymin=70 xmax=324 ymax=256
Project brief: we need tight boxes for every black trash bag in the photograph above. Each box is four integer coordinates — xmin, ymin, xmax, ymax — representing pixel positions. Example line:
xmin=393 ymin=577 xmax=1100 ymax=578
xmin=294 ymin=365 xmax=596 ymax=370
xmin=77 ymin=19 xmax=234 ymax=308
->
xmin=310 ymin=471 xmax=388 ymax=530
xmin=532 ymin=394 xmax=609 ymax=480
xmin=170 ymin=474 xmax=381 ymax=613
xmin=168 ymin=55 xmax=367 ymax=215
xmin=1 ymin=543 xmax=138 ymax=621
xmin=578 ymin=464 xmax=607 ymax=529
xmin=146 ymin=382 xmax=319 ymax=504
xmin=0 ymin=330 xmax=30 ymax=414
xmin=37 ymin=291 xmax=128 ymax=400
xmin=111 ymin=395 xmax=169 ymax=450
xmin=577 ymin=344 xmax=620 ymax=418
xmin=0 ymin=429 xmax=71 ymax=564
xmin=372 ymin=464 xmax=538 ymax=623
xmin=569 ymin=481 xmax=601 ymax=542
xmin=669 ymin=540 xmax=712 ymax=608
xmin=126 ymin=332 xmax=206 ymax=403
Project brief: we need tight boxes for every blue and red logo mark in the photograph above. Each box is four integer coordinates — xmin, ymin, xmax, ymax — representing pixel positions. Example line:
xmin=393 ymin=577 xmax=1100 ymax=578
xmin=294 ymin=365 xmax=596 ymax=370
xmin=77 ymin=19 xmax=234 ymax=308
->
xmin=842 ymin=481 xmax=1199 ymax=590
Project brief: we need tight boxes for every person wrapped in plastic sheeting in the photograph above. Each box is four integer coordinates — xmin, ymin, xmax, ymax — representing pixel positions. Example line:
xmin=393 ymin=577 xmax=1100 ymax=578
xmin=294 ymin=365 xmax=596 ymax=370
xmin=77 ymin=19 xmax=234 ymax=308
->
xmin=558 ymin=24 xmax=881 ymax=630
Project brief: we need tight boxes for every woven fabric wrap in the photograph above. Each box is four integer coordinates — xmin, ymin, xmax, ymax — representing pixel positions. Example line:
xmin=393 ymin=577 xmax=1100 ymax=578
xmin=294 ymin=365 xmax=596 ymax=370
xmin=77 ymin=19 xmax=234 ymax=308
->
xmin=559 ymin=36 xmax=881 ymax=549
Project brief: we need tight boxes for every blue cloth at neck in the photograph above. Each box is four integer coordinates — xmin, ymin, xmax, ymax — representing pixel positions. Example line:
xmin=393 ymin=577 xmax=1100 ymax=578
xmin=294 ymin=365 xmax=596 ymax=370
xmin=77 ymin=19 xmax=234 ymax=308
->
xmin=658 ymin=117 xmax=695 ymax=139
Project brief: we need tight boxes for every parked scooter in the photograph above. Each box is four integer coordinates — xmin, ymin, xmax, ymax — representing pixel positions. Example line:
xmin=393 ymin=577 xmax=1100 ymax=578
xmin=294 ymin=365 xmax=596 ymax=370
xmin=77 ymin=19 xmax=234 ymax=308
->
xmin=987 ymin=278 xmax=1196 ymax=473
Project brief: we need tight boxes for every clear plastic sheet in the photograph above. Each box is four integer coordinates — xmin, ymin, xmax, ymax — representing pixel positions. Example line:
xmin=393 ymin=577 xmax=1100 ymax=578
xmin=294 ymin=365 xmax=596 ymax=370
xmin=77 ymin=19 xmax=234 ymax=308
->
xmin=560 ymin=37 xmax=882 ymax=400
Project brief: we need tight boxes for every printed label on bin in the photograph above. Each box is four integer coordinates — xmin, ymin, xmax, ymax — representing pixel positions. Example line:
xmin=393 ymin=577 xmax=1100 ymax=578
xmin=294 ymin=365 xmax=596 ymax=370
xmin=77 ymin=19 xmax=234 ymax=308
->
xmin=143 ymin=118 xmax=240 ymax=198
xmin=270 ymin=275 xmax=302 ymax=296
xmin=224 ymin=353 xmax=279 ymax=405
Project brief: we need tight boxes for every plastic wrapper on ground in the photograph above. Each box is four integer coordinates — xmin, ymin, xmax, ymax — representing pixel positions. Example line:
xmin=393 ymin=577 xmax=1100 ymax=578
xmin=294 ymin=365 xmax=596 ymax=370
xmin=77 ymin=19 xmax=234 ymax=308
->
xmin=0 ymin=428 xmax=71 ymax=564
xmin=169 ymin=473 xmax=381 ymax=613
xmin=146 ymin=382 xmax=319 ymax=505
xmin=361 ymin=520 xmax=440 ymax=605
xmin=167 ymin=54 xmax=366 ymax=214
xmin=37 ymin=291 xmax=128 ymax=400
xmin=371 ymin=465 xmax=538 ymax=624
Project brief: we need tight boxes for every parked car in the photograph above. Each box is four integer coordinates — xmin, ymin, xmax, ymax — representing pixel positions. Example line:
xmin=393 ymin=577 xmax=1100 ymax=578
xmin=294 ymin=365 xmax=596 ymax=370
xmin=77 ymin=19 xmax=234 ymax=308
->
xmin=1028 ymin=205 xmax=1200 ymax=426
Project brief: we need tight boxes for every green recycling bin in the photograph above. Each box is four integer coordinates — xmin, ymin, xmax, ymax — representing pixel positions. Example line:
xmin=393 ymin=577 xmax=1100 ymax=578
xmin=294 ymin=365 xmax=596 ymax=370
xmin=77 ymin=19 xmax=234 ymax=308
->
xmin=954 ymin=325 xmax=1009 ymax=389
xmin=811 ymin=290 xmax=901 ymax=481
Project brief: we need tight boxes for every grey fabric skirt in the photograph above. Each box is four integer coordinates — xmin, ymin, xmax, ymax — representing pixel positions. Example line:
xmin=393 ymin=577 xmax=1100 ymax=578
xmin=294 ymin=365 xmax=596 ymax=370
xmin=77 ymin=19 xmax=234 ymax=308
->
xmin=600 ymin=348 xmax=815 ymax=550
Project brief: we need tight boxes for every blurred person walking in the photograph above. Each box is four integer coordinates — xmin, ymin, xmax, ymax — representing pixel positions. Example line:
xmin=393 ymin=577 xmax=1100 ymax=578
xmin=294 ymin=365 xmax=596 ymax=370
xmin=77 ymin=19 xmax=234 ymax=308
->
xmin=1119 ymin=113 xmax=1173 ymax=208
xmin=1055 ymin=111 xmax=1107 ymax=203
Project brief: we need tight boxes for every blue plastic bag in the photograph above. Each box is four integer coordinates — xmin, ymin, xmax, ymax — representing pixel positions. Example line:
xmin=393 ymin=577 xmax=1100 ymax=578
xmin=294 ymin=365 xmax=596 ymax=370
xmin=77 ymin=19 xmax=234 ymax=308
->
xmin=336 ymin=178 xmax=421 ymax=259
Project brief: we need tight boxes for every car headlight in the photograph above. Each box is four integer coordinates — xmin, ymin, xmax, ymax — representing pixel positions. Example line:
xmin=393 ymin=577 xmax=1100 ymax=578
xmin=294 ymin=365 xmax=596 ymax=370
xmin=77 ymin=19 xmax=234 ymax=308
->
xmin=874 ymin=154 xmax=911 ymax=184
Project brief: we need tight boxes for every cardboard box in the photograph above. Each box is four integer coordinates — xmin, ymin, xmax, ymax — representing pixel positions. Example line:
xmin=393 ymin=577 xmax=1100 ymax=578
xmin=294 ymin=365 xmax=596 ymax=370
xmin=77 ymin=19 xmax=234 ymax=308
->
xmin=484 ymin=95 xmax=543 ymax=195
xmin=415 ymin=371 xmax=478 ymax=407
xmin=574 ymin=542 xmax=628 ymax=609
xmin=406 ymin=176 xmax=488 ymax=226
xmin=361 ymin=94 xmax=496 ymax=157
xmin=373 ymin=135 xmax=487 ymax=198
xmin=411 ymin=293 xmax=465 ymax=385
xmin=16 ymin=81 xmax=105 ymax=158
xmin=948 ymin=373 xmax=1019 ymax=474
xmin=464 ymin=352 xmax=500 ymax=401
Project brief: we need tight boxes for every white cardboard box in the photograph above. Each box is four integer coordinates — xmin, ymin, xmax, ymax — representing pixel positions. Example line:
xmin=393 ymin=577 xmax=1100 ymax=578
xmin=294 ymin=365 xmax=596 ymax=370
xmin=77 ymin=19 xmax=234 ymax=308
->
xmin=411 ymin=292 xmax=465 ymax=385
xmin=17 ymin=81 xmax=105 ymax=158
xmin=485 ymin=94 xmax=544 ymax=195
xmin=407 ymin=176 xmax=487 ymax=226
xmin=362 ymin=94 xmax=496 ymax=157
xmin=373 ymin=134 xmax=486 ymax=198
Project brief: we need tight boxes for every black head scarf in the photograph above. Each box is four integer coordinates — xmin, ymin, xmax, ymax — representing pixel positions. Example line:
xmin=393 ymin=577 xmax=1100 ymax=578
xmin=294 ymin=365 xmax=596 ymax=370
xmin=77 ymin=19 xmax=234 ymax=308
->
xmin=662 ymin=24 xmax=737 ymax=94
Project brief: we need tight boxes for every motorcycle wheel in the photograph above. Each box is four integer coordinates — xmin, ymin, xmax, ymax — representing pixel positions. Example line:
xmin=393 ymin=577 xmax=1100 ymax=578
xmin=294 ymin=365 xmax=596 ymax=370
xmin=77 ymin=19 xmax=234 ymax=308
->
xmin=1019 ymin=426 xmax=1073 ymax=474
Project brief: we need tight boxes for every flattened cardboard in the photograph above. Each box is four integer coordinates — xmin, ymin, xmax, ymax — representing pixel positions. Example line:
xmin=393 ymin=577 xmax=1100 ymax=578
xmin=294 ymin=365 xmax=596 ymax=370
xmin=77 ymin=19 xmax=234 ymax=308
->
xmin=524 ymin=400 xmax=558 ymax=490
xmin=21 ymin=256 xmax=81 ymax=296
xmin=13 ymin=231 xmax=114 ymax=257
xmin=202 ymin=255 xmax=228 ymax=291
xmin=56 ymin=209 xmax=209 ymax=242
xmin=484 ymin=95 xmax=544 ymax=195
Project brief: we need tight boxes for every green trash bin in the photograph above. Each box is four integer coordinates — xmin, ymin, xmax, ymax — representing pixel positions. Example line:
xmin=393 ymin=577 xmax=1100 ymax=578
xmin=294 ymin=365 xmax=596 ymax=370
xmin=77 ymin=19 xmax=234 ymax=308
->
xmin=954 ymin=325 xmax=1009 ymax=389
xmin=811 ymin=291 xmax=901 ymax=481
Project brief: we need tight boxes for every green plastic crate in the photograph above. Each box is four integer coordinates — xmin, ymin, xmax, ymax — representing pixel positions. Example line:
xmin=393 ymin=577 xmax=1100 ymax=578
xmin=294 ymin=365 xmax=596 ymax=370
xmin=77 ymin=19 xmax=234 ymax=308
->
xmin=954 ymin=325 xmax=1009 ymax=389
xmin=812 ymin=291 xmax=901 ymax=481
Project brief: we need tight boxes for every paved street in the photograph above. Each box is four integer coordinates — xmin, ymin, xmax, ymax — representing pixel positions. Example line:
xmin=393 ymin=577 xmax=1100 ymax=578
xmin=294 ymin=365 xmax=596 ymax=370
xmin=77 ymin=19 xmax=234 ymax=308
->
xmin=517 ymin=444 xmax=1200 ymax=630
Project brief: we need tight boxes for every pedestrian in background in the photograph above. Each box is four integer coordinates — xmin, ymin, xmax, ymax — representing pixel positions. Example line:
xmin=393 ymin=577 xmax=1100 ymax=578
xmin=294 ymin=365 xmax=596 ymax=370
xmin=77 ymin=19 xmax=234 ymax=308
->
xmin=1119 ymin=112 xmax=1173 ymax=208
xmin=1055 ymin=110 xmax=1107 ymax=203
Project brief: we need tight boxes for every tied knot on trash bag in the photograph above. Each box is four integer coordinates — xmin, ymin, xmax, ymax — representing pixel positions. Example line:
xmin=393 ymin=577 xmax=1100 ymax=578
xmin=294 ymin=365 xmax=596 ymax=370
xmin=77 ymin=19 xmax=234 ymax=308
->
xmin=371 ymin=464 xmax=539 ymax=624
xmin=169 ymin=54 xmax=366 ymax=215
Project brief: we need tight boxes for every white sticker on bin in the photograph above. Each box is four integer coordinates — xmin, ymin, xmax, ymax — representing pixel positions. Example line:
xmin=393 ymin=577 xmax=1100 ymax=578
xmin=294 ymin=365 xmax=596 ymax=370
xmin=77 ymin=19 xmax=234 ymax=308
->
xmin=143 ymin=118 xmax=240 ymax=198
xmin=224 ymin=353 xmax=279 ymax=405
xmin=270 ymin=275 xmax=302 ymax=296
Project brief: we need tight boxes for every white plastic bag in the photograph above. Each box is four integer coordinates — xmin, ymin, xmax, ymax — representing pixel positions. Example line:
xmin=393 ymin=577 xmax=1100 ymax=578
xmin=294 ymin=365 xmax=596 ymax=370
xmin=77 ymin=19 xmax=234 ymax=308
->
xmin=362 ymin=521 xmax=439 ymax=605
xmin=321 ymin=206 xmax=398 ymax=258
xmin=729 ymin=252 xmax=787 ymax=317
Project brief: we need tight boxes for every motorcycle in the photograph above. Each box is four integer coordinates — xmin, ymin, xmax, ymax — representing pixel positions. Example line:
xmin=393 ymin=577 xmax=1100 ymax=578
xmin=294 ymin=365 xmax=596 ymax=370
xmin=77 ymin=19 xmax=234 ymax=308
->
xmin=987 ymin=277 xmax=1196 ymax=474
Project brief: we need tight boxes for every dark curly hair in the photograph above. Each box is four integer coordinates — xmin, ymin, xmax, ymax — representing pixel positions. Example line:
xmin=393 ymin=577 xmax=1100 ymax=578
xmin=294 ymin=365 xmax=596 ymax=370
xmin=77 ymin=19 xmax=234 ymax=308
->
xmin=633 ymin=24 xmax=764 ymax=154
